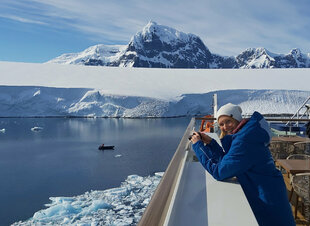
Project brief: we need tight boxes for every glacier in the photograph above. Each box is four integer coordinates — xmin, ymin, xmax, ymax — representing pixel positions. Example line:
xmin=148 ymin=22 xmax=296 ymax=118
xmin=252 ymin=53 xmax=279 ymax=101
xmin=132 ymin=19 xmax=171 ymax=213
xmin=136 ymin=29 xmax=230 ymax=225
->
xmin=1 ymin=86 xmax=310 ymax=117
xmin=1 ymin=61 xmax=310 ymax=117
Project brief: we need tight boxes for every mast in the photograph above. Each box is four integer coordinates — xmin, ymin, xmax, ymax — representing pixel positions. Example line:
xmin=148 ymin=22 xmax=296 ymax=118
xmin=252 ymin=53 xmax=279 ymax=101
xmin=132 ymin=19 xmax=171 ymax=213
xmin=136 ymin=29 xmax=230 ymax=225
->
xmin=213 ymin=93 xmax=218 ymax=118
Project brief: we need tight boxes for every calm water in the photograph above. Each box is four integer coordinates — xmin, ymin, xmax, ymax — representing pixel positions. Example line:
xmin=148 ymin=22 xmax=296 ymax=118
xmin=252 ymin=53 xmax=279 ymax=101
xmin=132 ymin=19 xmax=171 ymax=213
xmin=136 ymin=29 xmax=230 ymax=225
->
xmin=0 ymin=117 xmax=190 ymax=225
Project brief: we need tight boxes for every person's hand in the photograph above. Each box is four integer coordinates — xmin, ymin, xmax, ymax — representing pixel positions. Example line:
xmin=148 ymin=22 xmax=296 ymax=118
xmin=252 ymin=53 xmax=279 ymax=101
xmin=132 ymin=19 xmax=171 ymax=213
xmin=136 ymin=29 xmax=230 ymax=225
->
xmin=190 ymin=132 xmax=201 ymax=144
xmin=200 ymin=133 xmax=212 ymax=144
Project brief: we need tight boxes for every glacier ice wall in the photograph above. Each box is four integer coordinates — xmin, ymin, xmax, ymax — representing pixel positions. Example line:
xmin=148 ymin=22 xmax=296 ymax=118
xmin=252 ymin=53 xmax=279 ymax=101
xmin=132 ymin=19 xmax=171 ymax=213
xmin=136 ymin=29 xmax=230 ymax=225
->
xmin=1 ymin=86 xmax=309 ymax=117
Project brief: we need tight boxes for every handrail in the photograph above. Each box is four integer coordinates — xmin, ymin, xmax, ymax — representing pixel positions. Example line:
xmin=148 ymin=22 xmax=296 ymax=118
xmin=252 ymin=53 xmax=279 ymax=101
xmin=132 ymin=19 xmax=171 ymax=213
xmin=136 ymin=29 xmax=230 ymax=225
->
xmin=138 ymin=118 xmax=195 ymax=226
xmin=195 ymin=116 xmax=310 ymax=122
xmin=266 ymin=118 xmax=310 ymax=122
xmin=285 ymin=96 xmax=310 ymax=127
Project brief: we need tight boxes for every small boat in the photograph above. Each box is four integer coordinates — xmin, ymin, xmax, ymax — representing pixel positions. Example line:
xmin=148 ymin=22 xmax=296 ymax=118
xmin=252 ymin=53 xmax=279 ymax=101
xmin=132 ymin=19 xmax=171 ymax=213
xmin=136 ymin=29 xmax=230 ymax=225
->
xmin=98 ymin=144 xmax=115 ymax=150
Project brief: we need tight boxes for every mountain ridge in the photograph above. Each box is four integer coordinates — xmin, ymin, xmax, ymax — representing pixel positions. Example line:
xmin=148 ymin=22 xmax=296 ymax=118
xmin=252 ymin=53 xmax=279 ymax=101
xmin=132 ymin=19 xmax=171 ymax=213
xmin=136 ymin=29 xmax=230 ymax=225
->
xmin=48 ymin=21 xmax=310 ymax=69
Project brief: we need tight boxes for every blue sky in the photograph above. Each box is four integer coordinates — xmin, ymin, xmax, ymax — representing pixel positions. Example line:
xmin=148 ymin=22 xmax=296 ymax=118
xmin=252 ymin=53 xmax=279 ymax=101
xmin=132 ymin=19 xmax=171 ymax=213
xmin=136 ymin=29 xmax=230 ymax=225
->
xmin=0 ymin=0 xmax=310 ymax=63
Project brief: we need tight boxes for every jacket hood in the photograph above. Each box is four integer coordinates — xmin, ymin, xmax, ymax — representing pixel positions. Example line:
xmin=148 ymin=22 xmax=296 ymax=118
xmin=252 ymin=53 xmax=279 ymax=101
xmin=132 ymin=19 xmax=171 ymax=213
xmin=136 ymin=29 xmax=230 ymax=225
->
xmin=233 ymin=111 xmax=271 ymax=145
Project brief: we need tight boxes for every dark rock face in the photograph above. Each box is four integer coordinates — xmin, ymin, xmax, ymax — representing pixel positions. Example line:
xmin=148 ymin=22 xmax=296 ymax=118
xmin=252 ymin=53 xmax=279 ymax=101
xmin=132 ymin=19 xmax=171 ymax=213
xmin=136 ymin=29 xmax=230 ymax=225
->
xmin=274 ymin=49 xmax=308 ymax=68
xmin=211 ymin=55 xmax=239 ymax=68
xmin=83 ymin=59 xmax=105 ymax=66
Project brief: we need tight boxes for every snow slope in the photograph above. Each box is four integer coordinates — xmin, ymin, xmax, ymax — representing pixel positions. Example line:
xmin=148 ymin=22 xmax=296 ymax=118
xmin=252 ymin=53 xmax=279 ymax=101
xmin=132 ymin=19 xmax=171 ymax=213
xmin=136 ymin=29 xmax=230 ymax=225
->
xmin=1 ymin=61 xmax=310 ymax=117
xmin=48 ymin=44 xmax=126 ymax=66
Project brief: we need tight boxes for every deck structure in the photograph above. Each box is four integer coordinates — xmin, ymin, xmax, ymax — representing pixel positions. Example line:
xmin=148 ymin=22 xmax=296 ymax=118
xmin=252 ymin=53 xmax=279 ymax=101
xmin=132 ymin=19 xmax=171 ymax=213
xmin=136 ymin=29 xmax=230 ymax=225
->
xmin=138 ymin=117 xmax=308 ymax=225
xmin=138 ymin=118 xmax=257 ymax=226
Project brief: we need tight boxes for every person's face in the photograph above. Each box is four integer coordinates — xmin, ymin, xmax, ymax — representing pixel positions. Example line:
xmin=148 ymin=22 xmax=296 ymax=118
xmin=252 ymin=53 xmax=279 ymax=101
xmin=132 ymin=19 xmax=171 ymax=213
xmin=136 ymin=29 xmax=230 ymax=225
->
xmin=218 ymin=115 xmax=239 ymax=134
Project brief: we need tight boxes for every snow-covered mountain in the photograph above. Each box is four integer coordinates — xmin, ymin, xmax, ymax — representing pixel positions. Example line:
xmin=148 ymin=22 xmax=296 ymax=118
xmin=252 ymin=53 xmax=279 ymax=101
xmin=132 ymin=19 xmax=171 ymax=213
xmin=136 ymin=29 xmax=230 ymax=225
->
xmin=236 ymin=47 xmax=310 ymax=68
xmin=48 ymin=21 xmax=213 ymax=68
xmin=47 ymin=21 xmax=310 ymax=69
xmin=48 ymin=44 xmax=126 ymax=66
xmin=114 ymin=21 xmax=213 ymax=68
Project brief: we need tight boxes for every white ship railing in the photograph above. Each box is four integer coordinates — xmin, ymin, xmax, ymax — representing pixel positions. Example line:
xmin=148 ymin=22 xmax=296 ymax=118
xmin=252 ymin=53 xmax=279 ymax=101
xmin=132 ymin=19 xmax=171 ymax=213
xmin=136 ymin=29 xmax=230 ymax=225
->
xmin=286 ymin=96 xmax=310 ymax=127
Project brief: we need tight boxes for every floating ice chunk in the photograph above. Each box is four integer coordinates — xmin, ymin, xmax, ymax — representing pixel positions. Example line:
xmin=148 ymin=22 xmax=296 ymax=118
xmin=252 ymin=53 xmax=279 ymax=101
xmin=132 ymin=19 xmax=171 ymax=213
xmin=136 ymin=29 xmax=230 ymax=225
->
xmin=81 ymin=200 xmax=111 ymax=215
xmin=127 ymin=175 xmax=144 ymax=185
xmin=113 ymin=217 xmax=133 ymax=225
xmin=104 ymin=187 xmax=129 ymax=197
xmin=31 ymin=126 xmax=43 ymax=132
xmin=155 ymin=172 xmax=164 ymax=177
xmin=114 ymin=204 xmax=126 ymax=211
xmin=143 ymin=197 xmax=150 ymax=205
xmin=57 ymin=97 xmax=64 ymax=102
xmin=33 ymin=202 xmax=80 ymax=220
xmin=114 ymin=154 xmax=122 ymax=158
xmin=33 ymin=90 xmax=41 ymax=97
xmin=47 ymin=197 xmax=75 ymax=206
xmin=0 ymin=128 xmax=5 ymax=133
xmin=142 ymin=178 xmax=152 ymax=186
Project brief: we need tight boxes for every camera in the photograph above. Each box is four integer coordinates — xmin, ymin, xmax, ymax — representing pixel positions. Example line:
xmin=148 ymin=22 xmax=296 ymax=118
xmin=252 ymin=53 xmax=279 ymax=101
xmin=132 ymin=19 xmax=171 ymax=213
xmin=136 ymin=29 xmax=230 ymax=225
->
xmin=188 ymin=132 xmax=202 ymax=141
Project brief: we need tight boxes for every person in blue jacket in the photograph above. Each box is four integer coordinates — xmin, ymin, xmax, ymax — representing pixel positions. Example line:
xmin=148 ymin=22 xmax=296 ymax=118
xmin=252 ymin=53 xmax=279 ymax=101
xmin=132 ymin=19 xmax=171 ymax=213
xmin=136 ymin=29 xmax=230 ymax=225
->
xmin=190 ymin=103 xmax=295 ymax=226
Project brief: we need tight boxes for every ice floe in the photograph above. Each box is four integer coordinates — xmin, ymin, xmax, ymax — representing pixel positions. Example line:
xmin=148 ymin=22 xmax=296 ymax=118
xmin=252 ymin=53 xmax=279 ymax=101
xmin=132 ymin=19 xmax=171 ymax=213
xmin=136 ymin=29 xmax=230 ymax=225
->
xmin=12 ymin=173 xmax=163 ymax=225
xmin=0 ymin=128 xmax=5 ymax=133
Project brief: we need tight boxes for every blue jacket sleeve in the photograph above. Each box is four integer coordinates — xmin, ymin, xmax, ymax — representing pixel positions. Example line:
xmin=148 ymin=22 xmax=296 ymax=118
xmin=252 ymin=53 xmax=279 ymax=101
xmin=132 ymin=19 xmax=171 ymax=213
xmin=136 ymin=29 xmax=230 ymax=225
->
xmin=205 ymin=140 xmax=254 ymax=181
xmin=192 ymin=139 xmax=225 ymax=166
xmin=193 ymin=138 xmax=254 ymax=181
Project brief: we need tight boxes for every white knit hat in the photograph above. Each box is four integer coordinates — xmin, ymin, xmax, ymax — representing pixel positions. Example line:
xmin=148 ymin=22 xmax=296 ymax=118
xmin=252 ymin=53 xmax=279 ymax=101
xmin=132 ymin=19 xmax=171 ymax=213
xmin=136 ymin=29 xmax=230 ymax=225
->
xmin=216 ymin=103 xmax=242 ymax=122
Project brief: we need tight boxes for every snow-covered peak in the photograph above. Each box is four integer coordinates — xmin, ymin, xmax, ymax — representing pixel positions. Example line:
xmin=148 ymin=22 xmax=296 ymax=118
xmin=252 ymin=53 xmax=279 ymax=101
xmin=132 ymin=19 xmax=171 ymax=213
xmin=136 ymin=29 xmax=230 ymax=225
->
xmin=82 ymin=44 xmax=125 ymax=57
xmin=130 ymin=21 xmax=201 ymax=50
xmin=237 ymin=47 xmax=277 ymax=68
xmin=140 ymin=21 xmax=190 ymax=44
xmin=284 ymin=48 xmax=310 ymax=68
xmin=47 ymin=44 xmax=127 ymax=65
xmin=122 ymin=21 xmax=213 ymax=68
xmin=289 ymin=48 xmax=302 ymax=57
xmin=242 ymin=47 xmax=277 ymax=58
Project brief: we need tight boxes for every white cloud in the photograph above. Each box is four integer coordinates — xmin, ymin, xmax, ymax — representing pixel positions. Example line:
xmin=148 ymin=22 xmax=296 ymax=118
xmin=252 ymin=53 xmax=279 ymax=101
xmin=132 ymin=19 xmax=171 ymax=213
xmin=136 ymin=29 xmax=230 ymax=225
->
xmin=1 ymin=0 xmax=310 ymax=55
xmin=0 ymin=14 xmax=47 ymax=25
